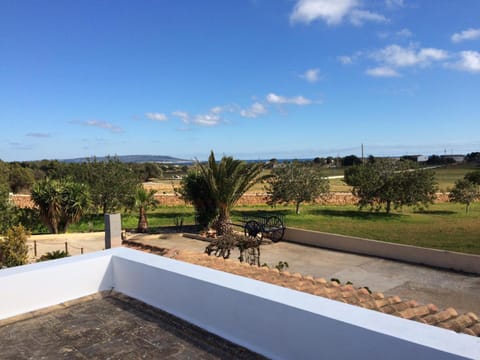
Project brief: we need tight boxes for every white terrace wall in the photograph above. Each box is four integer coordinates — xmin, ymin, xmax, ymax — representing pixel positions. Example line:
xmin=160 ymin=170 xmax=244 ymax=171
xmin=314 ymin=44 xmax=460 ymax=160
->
xmin=0 ymin=248 xmax=478 ymax=359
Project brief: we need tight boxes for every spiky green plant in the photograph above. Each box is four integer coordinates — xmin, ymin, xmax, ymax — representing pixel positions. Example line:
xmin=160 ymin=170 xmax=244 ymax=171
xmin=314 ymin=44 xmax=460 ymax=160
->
xmin=197 ymin=151 xmax=265 ymax=235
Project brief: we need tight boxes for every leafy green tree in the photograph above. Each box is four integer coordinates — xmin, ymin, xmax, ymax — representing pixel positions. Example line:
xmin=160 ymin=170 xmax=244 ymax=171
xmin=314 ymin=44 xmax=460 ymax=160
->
xmin=177 ymin=171 xmax=217 ymax=229
xmin=0 ymin=182 xmax=18 ymax=234
xmin=465 ymin=152 xmax=480 ymax=163
xmin=341 ymin=155 xmax=362 ymax=167
xmin=464 ymin=170 xmax=480 ymax=185
xmin=449 ymin=179 xmax=479 ymax=213
xmin=135 ymin=187 xmax=159 ymax=233
xmin=31 ymin=178 xmax=90 ymax=234
xmin=345 ymin=159 xmax=437 ymax=214
xmin=8 ymin=164 xmax=35 ymax=193
xmin=267 ymin=161 xmax=330 ymax=214
xmin=0 ymin=225 xmax=30 ymax=267
xmin=84 ymin=157 xmax=140 ymax=214
xmin=197 ymin=151 xmax=265 ymax=235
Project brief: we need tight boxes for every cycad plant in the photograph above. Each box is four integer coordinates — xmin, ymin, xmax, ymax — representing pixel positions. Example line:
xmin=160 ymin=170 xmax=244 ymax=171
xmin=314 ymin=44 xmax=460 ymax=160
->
xmin=197 ymin=151 xmax=265 ymax=235
xmin=135 ymin=187 xmax=159 ymax=233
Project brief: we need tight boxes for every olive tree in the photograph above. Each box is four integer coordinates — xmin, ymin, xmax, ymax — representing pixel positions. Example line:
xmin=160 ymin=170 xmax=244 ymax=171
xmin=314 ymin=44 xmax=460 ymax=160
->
xmin=344 ymin=159 xmax=437 ymax=214
xmin=267 ymin=161 xmax=330 ymax=214
xmin=449 ymin=178 xmax=479 ymax=213
xmin=83 ymin=157 xmax=140 ymax=214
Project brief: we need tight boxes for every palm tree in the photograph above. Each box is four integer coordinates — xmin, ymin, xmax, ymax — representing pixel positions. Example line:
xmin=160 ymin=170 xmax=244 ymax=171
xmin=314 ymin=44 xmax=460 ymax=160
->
xmin=135 ymin=187 xmax=159 ymax=233
xmin=197 ymin=151 xmax=265 ymax=235
xmin=31 ymin=178 xmax=90 ymax=234
xmin=31 ymin=178 xmax=63 ymax=234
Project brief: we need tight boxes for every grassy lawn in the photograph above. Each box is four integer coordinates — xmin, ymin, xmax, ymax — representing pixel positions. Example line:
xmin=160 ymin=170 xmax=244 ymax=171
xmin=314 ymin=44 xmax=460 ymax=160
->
xmin=235 ymin=202 xmax=480 ymax=255
xmin=67 ymin=202 xmax=480 ymax=255
xmin=432 ymin=164 xmax=480 ymax=192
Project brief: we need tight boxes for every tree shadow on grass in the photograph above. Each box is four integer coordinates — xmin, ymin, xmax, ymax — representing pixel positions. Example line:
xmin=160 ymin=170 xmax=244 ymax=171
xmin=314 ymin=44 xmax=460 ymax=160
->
xmin=308 ymin=208 xmax=404 ymax=220
xmin=231 ymin=209 xmax=291 ymax=218
xmin=413 ymin=210 xmax=456 ymax=215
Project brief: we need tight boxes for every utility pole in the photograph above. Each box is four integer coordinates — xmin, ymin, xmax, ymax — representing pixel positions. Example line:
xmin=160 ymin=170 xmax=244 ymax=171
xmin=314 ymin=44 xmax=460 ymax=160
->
xmin=361 ymin=144 xmax=364 ymax=164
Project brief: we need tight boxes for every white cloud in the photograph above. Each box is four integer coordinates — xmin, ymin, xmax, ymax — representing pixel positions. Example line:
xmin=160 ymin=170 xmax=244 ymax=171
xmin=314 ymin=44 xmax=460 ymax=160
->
xmin=371 ymin=44 xmax=448 ymax=68
xmin=290 ymin=0 xmax=387 ymax=26
xmin=210 ymin=106 xmax=224 ymax=114
xmin=240 ymin=102 xmax=267 ymax=118
xmin=266 ymin=93 xmax=312 ymax=105
xmin=26 ymin=132 xmax=51 ymax=138
xmin=172 ymin=111 xmax=190 ymax=124
xmin=396 ymin=28 xmax=412 ymax=38
xmin=385 ymin=0 xmax=404 ymax=8
xmin=290 ymin=0 xmax=357 ymax=25
xmin=300 ymin=68 xmax=321 ymax=82
xmin=450 ymin=51 xmax=480 ymax=73
xmin=72 ymin=120 xmax=123 ymax=133
xmin=350 ymin=9 xmax=388 ymax=26
xmin=451 ymin=28 xmax=480 ymax=43
xmin=194 ymin=113 xmax=222 ymax=126
xmin=145 ymin=112 xmax=168 ymax=121
xmin=366 ymin=66 xmax=400 ymax=77
xmin=338 ymin=55 xmax=354 ymax=64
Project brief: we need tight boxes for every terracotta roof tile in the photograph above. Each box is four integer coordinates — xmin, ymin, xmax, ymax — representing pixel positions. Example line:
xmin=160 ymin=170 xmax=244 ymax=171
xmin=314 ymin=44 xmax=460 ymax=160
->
xmin=123 ymin=240 xmax=480 ymax=338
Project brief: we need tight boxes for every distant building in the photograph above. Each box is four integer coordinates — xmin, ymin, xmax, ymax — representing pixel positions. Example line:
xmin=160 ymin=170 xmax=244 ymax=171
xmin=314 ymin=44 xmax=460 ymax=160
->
xmin=441 ymin=154 xmax=465 ymax=163
xmin=401 ymin=155 xmax=428 ymax=162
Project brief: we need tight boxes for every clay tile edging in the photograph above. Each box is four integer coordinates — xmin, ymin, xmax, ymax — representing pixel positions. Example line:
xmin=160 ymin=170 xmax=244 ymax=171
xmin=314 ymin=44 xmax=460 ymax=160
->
xmin=123 ymin=240 xmax=480 ymax=338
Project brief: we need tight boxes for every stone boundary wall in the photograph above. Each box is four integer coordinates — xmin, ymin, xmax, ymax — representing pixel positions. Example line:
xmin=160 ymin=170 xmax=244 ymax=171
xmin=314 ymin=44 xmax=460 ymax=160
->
xmin=10 ymin=192 xmax=451 ymax=209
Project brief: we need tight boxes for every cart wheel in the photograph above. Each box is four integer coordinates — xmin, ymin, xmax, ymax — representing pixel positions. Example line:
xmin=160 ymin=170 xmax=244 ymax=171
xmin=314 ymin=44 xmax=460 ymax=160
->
xmin=244 ymin=220 xmax=263 ymax=242
xmin=265 ymin=216 xmax=284 ymax=242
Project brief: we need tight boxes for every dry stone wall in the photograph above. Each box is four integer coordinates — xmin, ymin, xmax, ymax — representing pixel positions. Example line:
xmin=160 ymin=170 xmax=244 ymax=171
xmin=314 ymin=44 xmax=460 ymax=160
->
xmin=11 ymin=192 xmax=451 ymax=208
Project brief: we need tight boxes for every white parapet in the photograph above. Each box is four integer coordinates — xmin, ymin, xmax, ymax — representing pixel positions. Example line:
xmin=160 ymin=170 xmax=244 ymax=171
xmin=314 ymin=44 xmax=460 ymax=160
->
xmin=0 ymin=247 xmax=478 ymax=359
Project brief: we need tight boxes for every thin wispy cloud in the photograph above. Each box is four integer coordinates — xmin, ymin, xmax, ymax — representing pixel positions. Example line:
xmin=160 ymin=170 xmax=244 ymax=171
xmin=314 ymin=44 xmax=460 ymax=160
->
xmin=9 ymin=142 xmax=32 ymax=150
xmin=26 ymin=132 xmax=51 ymax=138
xmin=266 ymin=93 xmax=312 ymax=105
xmin=300 ymin=68 xmax=321 ymax=83
xmin=371 ymin=44 xmax=448 ymax=68
xmin=194 ymin=113 xmax=222 ymax=126
xmin=145 ymin=112 xmax=168 ymax=121
xmin=396 ymin=28 xmax=412 ymax=38
xmin=172 ymin=111 xmax=190 ymax=124
xmin=290 ymin=0 xmax=387 ymax=26
xmin=451 ymin=28 xmax=480 ymax=43
xmin=72 ymin=120 xmax=123 ymax=133
xmin=385 ymin=0 xmax=404 ymax=9
xmin=366 ymin=66 xmax=400 ymax=77
xmin=240 ymin=102 xmax=267 ymax=118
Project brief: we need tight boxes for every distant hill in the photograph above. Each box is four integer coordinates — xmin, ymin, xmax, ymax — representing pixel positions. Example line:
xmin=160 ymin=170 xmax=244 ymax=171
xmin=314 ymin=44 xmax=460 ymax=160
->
xmin=61 ymin=155 xmax=190 ymax=164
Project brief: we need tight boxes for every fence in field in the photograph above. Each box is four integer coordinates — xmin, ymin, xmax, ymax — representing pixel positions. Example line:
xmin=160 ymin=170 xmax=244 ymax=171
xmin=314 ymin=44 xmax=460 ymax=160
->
xmin=27 ymin=239 xmax=104 ymax=261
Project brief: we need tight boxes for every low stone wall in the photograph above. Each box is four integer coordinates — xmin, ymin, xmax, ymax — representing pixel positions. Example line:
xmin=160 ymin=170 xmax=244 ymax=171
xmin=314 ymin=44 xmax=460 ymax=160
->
xmin=284 ymin=227 xmax=480 ymax=275
xmin=10 ymin=192 xmax=451 ymax=209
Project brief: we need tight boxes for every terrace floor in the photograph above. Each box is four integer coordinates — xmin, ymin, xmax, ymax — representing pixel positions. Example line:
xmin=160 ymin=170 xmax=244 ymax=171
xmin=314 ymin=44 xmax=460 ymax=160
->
xmin=0 ymin=291 xmax=264 ymax=359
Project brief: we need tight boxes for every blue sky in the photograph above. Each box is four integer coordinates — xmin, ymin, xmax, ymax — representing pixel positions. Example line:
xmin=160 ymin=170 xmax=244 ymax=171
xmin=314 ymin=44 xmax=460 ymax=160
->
xmin=1 ymin=0 xmax=479 ymax=161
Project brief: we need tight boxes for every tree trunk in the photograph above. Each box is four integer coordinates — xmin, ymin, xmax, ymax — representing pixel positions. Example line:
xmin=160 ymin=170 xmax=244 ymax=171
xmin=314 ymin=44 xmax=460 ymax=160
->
xmin=386 ymin=200 xmax=391 ymax=214
xmin=295 ymin=201 xmax=301 ymax=215
xmin=214 ymin=206 xmax=232 ymax=236
xmin=137 ymin=207 xmax=148 ymax=233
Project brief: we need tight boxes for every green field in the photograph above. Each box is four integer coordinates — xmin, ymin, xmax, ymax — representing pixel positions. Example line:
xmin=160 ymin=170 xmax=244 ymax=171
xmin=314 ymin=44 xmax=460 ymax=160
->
xmin=153 ymin=163 xmax=480 ymax=194
xmin=69 ymin=201 xmax=480 ymax=255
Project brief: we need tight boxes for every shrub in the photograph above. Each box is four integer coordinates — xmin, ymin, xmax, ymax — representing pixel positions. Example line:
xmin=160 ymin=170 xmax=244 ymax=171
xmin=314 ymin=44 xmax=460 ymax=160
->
xmin=38 ymin=250 xmax=70 ymax=262
xmin=0 ymin=225 xmax=30 ymax=268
